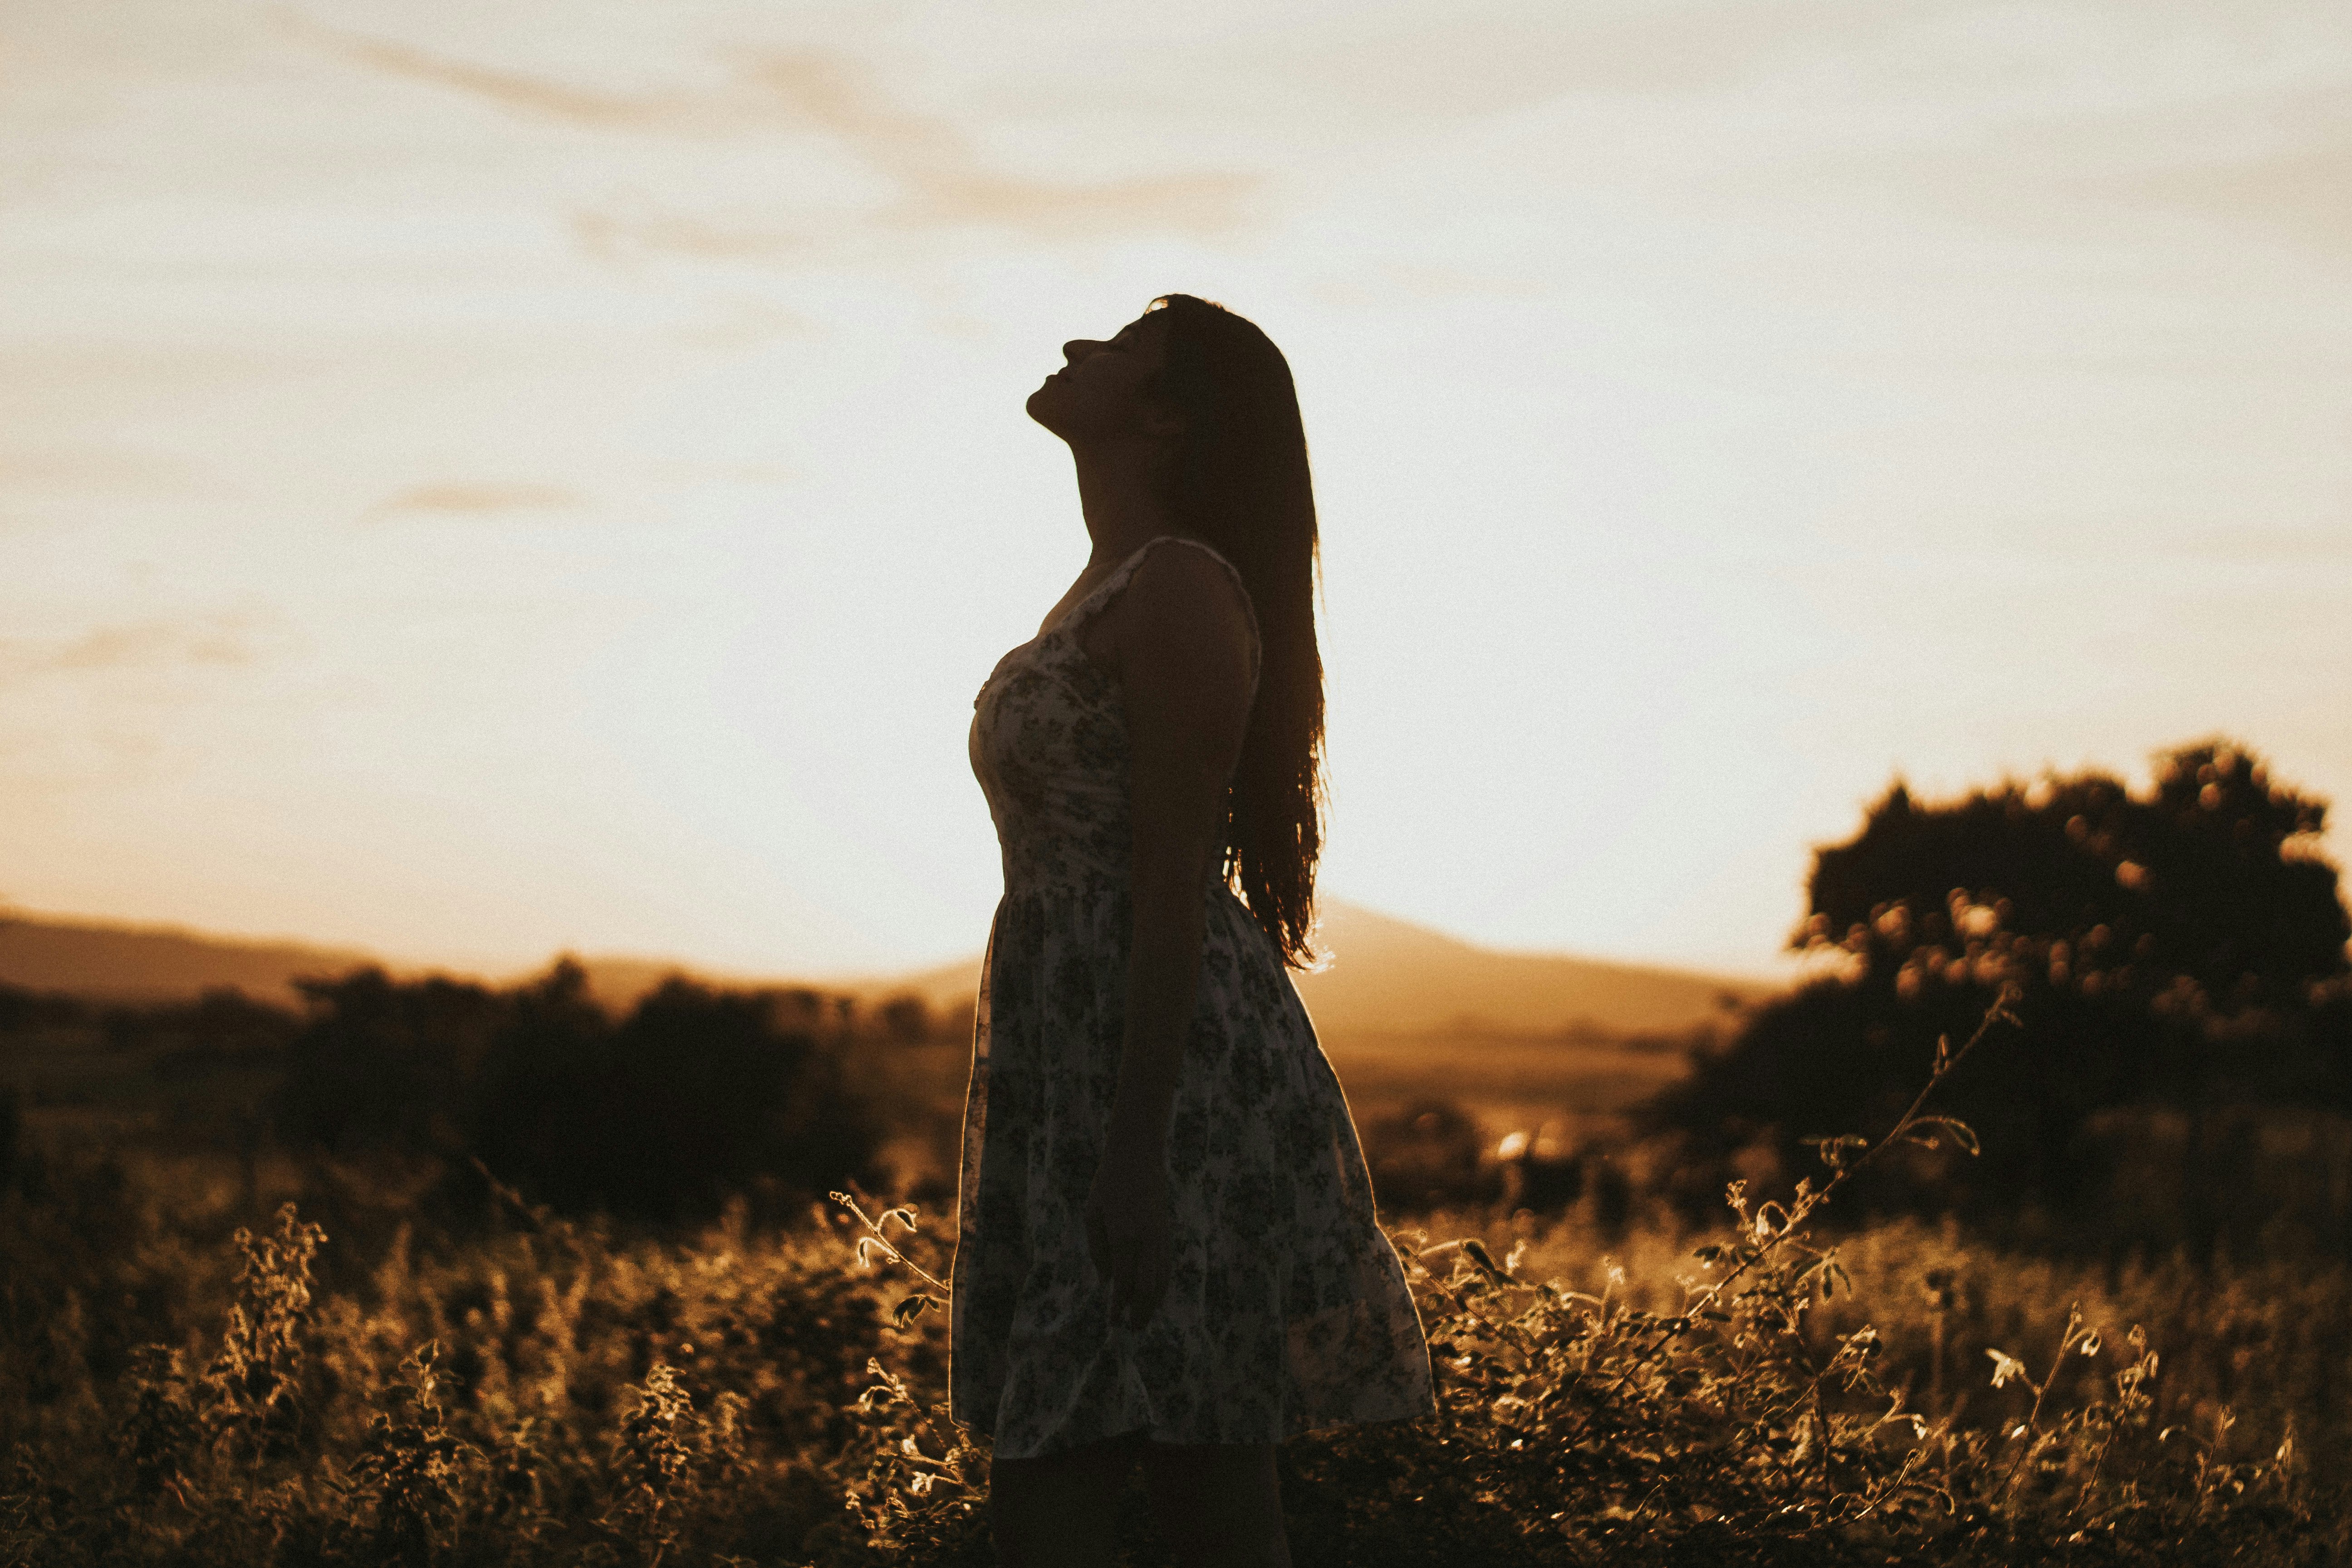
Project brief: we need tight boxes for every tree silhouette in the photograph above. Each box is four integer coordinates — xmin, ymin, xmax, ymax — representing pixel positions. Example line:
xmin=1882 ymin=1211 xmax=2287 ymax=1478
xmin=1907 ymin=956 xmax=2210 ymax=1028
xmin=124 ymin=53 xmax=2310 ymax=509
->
xmin=275 ymin=969 xmax=501 ymax=1158
xmin=274 ymin=961 xmax=883 ymax=1224
xmin=1647 ymin=739 xmax=2352 ymax=1238
xmin=470 ymin=965 xmax=884 ymax=1223
xmin=1802 ymin=740 xmax=2345 ymax=1014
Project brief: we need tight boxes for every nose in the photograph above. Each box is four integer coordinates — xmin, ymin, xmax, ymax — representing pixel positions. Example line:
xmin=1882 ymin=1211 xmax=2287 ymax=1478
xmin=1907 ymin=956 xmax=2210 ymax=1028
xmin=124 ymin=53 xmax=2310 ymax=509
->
xmin=1061 ymin=338 xmax=1101 ymax=366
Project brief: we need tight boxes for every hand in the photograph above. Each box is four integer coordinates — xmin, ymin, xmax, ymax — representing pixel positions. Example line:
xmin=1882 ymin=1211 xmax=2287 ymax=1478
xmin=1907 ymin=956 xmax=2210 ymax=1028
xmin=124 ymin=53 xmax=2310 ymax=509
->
xmin=1083 ymin=1139 xmax=1172 ymax=1330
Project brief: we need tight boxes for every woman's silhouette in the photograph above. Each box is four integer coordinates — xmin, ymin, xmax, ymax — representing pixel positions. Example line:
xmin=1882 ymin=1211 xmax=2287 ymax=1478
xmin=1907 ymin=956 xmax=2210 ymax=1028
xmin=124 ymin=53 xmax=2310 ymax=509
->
xmin=956 ymin=295 xmax=1434 ymax=1566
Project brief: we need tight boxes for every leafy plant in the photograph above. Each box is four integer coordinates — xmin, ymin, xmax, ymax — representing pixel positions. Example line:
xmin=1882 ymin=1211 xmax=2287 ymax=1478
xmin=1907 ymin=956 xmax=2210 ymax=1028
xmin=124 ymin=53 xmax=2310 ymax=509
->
xmin=832 ymin=991 xmax=2335 ymax=1563
xmin=346 ymin=1341 xmax=470 ymax=1561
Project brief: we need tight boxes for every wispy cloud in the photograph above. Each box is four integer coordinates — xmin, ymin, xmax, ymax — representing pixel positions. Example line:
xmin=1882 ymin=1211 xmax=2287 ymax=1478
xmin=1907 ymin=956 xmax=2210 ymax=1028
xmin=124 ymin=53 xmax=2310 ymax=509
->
xmin=287 ymin=15 xmax=717 ymax=131
xmin=293 ymin=18 xmax=1261 ymax=242
xmin=0 ymin=613 xmax=276 ymax=680
xmin=740 ymin=48 xmax=1259 ymax=238
xmin=2180 ymin=525 xmax=2352 ymax=561
xmin=572 ymin=206 xmax=816 ymax=265
xmin=2117 ymin=127 xmax=2352 ymax=253
xmin=365 ymin=482 xmax=581 ymax=521
xmin=0 ymin=446 xmax=201 ymax=495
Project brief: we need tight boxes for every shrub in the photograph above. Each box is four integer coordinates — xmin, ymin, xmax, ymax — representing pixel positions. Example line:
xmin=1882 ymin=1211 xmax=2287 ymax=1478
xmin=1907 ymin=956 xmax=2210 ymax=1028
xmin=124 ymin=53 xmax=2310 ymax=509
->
xmin=1648 ymin=740 xmax=2352 ymax=1243
xmin=273 ymin=961 xmax=886 ymax=1225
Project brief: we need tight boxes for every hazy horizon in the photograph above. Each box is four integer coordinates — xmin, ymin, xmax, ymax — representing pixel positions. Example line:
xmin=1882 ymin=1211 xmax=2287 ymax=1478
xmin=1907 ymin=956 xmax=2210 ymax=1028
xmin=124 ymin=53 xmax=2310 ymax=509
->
xmin=5 ymin=0 xmax=2346 ymax=980
xmin=0 ymin=890 xmax=1780 ymax=989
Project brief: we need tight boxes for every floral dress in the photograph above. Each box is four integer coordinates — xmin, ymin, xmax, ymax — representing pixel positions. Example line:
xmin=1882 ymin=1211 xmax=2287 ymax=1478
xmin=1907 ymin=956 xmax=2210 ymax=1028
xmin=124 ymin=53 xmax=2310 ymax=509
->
xmin=951 ymin=534 xmax=1435 ymax=1460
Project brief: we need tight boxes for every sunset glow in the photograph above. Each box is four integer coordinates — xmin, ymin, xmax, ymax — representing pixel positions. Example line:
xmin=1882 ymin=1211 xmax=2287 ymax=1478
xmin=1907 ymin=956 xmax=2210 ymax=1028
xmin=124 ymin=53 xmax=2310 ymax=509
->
xmin=4 ymin=0 xmax=2346 ymax=980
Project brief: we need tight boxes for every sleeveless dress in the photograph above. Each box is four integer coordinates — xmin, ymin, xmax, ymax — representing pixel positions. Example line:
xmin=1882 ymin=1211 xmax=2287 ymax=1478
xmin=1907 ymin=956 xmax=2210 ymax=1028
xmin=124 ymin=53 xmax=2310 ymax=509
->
xmin=951 ymin=534 xmax=1435 ymax=1460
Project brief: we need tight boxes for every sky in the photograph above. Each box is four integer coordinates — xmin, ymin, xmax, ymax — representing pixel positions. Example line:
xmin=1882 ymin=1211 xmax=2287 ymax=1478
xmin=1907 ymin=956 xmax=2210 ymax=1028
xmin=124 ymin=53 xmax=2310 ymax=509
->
xmin=2 ymin=0 xmax=2347 ymax=981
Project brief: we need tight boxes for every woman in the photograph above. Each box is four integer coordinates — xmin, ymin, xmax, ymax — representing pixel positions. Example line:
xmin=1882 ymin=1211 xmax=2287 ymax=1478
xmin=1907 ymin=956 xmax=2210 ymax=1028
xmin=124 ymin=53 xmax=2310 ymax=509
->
xmin=956 ymin=294 xmax=1435 ymax=1567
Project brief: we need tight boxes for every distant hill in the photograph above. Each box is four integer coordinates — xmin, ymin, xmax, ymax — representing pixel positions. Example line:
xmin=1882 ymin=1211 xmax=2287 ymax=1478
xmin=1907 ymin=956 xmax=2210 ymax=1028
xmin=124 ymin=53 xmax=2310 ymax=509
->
xmin=798 ymin=903 xmax=1761 ymax=1038
xmin=573 ymin=907 xmax=1761 ymax=1037
xmin=0 ymin=913 xmax=374 ymax=1008
xmin=561 ymin=956 xmax=980 ymax=1014
xmin=1293 ymin=902 xmax=1759 ymax=1038
xmin=0 ymin=909 xmax=936 ymax=1016
xmin=0 ymin=901 xmax=1763 ymax=1038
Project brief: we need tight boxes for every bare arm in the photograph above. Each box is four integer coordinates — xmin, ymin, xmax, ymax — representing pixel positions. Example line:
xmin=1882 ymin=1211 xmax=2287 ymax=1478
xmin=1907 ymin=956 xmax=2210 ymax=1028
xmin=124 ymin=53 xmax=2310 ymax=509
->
xmin=1080 ymin=544 xmax=1255 ymax=1327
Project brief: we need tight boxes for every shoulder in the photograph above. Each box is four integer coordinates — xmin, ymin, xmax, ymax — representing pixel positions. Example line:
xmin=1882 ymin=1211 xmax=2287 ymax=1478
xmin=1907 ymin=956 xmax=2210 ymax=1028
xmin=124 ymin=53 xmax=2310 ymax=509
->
xmin=1089 ymin=538 xmax=1255 ymax=687
xmin=1120 ymin=539 xmax=1254 ymax=644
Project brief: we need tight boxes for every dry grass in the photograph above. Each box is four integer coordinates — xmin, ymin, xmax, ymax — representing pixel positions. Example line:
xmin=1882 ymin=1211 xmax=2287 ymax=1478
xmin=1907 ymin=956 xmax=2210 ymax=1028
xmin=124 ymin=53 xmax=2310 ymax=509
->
xmin=0 ymin=1129 xmax=2342 ymax=1566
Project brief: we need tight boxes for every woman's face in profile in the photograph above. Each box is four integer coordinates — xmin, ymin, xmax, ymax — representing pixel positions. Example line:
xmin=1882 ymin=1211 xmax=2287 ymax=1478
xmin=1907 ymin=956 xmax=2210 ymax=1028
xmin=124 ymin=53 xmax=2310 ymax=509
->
xmin=1026 ymin=313 xmax=1174 ymax=445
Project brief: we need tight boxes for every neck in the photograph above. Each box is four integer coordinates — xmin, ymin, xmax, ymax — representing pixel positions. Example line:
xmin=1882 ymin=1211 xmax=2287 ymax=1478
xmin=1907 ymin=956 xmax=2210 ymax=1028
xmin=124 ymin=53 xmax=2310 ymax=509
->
xmin=1070 ymin=438 xmax=1180 ymax=565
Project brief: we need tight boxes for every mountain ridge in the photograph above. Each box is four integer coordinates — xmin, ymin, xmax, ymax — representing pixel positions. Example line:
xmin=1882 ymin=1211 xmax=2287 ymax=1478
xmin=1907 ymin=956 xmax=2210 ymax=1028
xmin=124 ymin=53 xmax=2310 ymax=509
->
xmin=0 ymin=901 xmax=1765 ymax=1036
xmin=1290 ymin=902 xmax=1760 ymax=1036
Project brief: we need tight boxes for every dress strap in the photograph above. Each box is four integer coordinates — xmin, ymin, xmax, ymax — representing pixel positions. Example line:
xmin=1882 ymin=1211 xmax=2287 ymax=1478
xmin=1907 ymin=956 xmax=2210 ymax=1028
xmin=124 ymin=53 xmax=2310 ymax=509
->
xmin=1063 ymin=535 xmax=1262 ymax=685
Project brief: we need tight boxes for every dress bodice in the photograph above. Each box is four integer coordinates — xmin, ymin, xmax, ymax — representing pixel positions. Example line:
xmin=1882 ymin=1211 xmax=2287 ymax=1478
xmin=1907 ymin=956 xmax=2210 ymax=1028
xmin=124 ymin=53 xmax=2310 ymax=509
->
xmin=969 ymin=537 xmax=1259 ymax=900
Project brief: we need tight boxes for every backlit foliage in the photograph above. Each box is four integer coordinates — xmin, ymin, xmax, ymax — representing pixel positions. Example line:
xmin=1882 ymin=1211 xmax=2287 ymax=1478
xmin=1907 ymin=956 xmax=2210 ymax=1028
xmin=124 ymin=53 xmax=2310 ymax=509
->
xmin=7 ymin=999 xmax=2344 ymax=1565
xmin=1649 ymin=739 xmax=2352 ymax=1241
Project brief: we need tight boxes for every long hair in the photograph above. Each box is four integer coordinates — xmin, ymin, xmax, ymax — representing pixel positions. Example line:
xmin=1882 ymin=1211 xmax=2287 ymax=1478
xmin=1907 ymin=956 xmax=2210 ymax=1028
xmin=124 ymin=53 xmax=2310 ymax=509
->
xmin=1143 ymin=294 xmax=1324 ymax=967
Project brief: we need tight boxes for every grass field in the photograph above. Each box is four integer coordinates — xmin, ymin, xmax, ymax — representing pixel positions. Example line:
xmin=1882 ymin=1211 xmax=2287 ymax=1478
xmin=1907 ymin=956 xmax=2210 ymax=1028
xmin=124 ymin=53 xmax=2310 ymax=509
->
xmin=5 ymin=991 xmax=2348 ymax=1563
xmin=0 ymin=1132 xmax=2340 ymax=1566
xmin=864 ymin=1025 xmax=1693 ymax=1193
xmin=1322 ymin=1026 xmax=1691 ymax=1130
